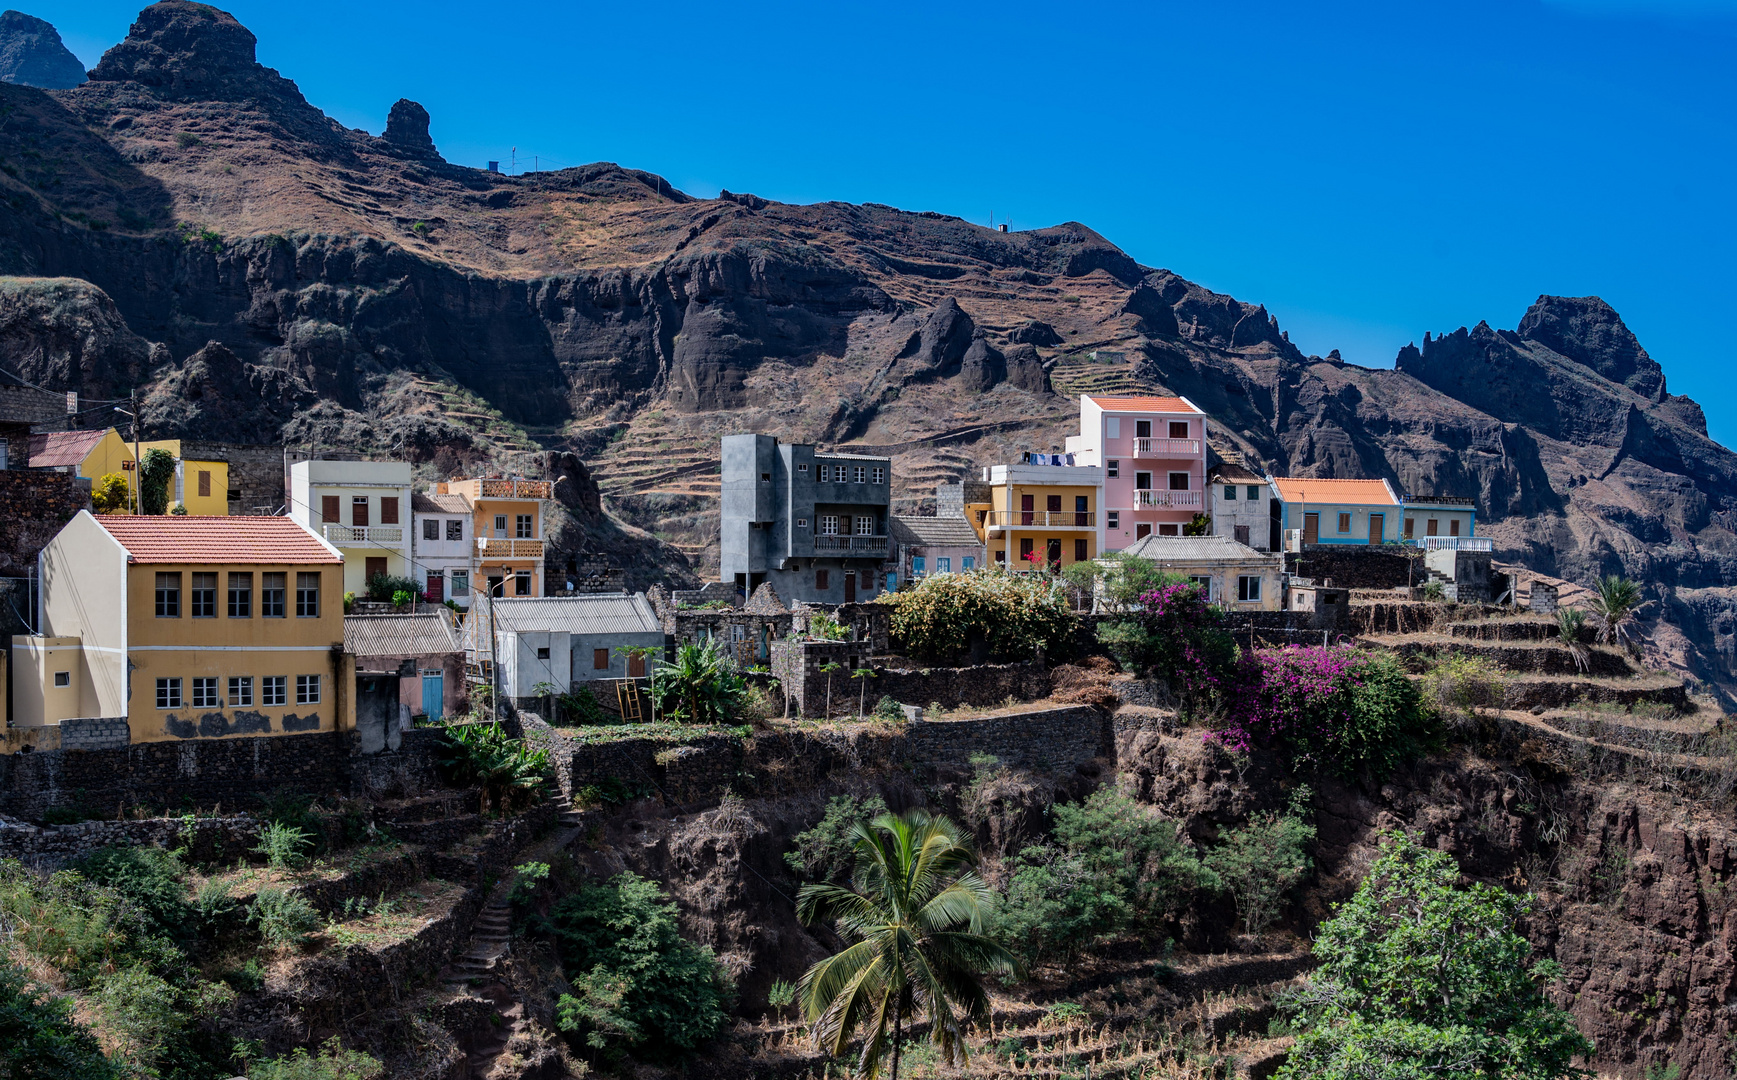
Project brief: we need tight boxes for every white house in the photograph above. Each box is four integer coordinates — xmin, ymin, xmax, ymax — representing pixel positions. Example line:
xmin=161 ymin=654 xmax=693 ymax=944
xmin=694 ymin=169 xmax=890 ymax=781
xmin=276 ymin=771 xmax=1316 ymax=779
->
xmin=1209 ymin=464 xmax=1278 ymax=552
xmin=1115 ymin=534 xmax=1285 ymax=611
xmin=411 ymin=491 xmax=474 ymax=607
xmin=288 ymin=460 xmax=414 ymax=595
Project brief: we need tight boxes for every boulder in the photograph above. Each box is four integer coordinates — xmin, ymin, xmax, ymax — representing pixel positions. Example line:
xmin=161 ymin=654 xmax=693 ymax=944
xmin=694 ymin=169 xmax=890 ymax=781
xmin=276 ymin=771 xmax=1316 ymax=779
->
xmin=1003 ymin=343 xmax=1051 ymax=394
xmin=0 ymin=10 xmax=87 ymax=88
xmin=1009 ymin=319 xmax=1063 ymax=346
xmin=957 ymin=330 xmax=1005 ymax=392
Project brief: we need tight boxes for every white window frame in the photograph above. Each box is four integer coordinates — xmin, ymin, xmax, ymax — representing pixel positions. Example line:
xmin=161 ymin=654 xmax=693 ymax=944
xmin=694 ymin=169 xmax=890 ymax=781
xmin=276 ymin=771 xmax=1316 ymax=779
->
xmin=262 ymin=676 xmax=288 ymax=707
xmin=1107 ymin=459 xmax=1119 ymax=479
xmin=872 ymin=467 xmax=885 ymax=484
xmin=855 ymin=515 xmax=874 ymax=536
xmin=192 ymin=677 xmax=219 ymax=709
xmin=1238 ymin=575 xmax=1262 ymax=602
xmin=296 ymin=674 xmax=322 ymax=705
xmin=156 ymin=677 xmax=182 ymax=709
xmin=796 ymin=518 xmax=808 ymax=529
xmin=1107 ymin=511 xmax=1120 ymax=529
xmin=819 ymin=514 xmax=839 ymax=536
xmin=451 ymin=570 xmax=470 ymax=595
xmin=494 ymin=514 xmax=508 ymax=535
xmin=1190 ymin=575 xmax=1213 ymax=599
xmin=229 ymin=676 xmax=253 ymax=707
xmin=853 ymin=465 xmax=866 ymax=484
xmin=798 ymin=463 xmax=809 ymax=473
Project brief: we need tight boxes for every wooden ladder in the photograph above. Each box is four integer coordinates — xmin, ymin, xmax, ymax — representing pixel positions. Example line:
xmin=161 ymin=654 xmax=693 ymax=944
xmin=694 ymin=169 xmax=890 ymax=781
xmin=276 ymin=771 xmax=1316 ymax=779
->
xmin=616 ymin=679 xmax=643 ymax=722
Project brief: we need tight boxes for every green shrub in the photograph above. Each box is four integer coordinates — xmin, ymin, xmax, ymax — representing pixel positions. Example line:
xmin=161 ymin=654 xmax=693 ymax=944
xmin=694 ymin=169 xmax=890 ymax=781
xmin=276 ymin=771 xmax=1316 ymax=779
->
xmin=1421 ymin=580 xmax=1446 ymax=601
xmin=220 ymin=957 xmax=264 ymax=993
xmin=138 ymin=448 xmax=176 ymax=516
xmin=1203 ymin=812 xmax=1316 ymax=937
xmin=871 ymin=694 xmax=904 ymax=721
xmin=784 ymin=794 xmax=890 ymax=882
xmin=548 ymin=872 xmax=730 ymax=1059
xmin=510 ymin=861 xmax=551 ymax=907
xmin=194 ymin=877 xmax=238 ymax=932
xmin=650 ymin=639 xmax=747 ymax=725
xmin=248 ymin=887 xmax=320 ymax=947
xmin=996 ymin=788 xmax=1212 ymax=965
xmin=90 ymin=471 xmax=131 ymax=514
xmin=767 ymin=978 xmax=796 ymax=1011
xmin=0 ymin=959 xmax=118 ymax=1079
xmin=1276 ymin=835 xmax=1592 ymax=1080
xmin=254 ymin=821 xmax=312 ymax=869
xmin=365 ymin=573 xmax=420 ymax=603
xmin=883 ymin=568 xmax=1077 ymax=664
xmin=68 ymin=846 xmax=191 ymax=947
xmin=249 ymin=1036 xmax=384 ymax=1080
xmin=0 ymin=861 xmax=177 ymax=985
xmin=1422 ymin=652 xmax=1505 ymax=721
xmin=437 ymin=723 xmax=549 ymax=813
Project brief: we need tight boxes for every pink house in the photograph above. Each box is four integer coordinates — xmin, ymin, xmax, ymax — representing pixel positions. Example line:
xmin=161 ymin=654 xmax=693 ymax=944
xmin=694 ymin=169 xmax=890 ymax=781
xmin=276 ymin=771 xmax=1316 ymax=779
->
xmin=1066 ymin=395 xmax=1208 ymax=551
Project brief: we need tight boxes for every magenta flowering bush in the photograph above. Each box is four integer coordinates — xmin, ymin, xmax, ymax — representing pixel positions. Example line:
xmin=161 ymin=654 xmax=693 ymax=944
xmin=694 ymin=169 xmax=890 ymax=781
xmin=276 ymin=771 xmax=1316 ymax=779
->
xmin=1095 ymin=577 xmax=1237 ymax=711
xmin=1214 ymin=645 xmax=1431 ymax=779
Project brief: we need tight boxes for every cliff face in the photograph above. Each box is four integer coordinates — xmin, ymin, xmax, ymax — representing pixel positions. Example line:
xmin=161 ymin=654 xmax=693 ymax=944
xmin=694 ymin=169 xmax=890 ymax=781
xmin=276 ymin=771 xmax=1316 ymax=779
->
xmin=1 ymin=1 xmax=1735 ymax=694
xmin=0 ymin=9 xmax=86 ymax=89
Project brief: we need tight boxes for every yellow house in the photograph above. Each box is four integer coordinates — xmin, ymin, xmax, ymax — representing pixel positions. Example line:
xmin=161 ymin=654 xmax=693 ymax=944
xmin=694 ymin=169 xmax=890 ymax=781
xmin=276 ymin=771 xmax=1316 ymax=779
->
xmin=438 ymin=477 xmax=553 ymax=598
xmin=966 ymin=462 xmax=1105 ymax=571
xmin=29 ymin=427 xmax=133 ymax=480
xmin=14 ymin=513 xmax=351 ymax=742
xmin=139 ymin=439 xmax=231 ymax=516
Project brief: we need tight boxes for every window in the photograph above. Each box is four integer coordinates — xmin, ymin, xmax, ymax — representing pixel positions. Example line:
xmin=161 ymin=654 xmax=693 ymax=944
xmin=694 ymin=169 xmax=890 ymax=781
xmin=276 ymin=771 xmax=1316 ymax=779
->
xmin=262 ymin=676 xmax=287 ymax=706
xmin=1238 ymin=575 xmax=1263 ymax=602
xmin=1234 ymin=524 xmax=1251 ymax=545
xmin=759 ymin=471 xmax=772 ymax=483
xmin=994 ymin=549 xmax=1006 ymax=564
xmin=1135 ymin=472 xmax=1152 ymax=490
xmin=872 ymin=467 xmax=885 ymax=484
xmin=819 ymin=464 xmax=831 ymax=482
xmin=516 ymin=514 xmax=534 ymax=538
xmin=192 ymin=677 xmax=219 ymax=708
xmin=798 ymin=463 xmax=809 ymax=473
xmin=594 ymin=648 xmax=609 ymax=670
xmin=853 ymin=466 xmax=866 ymax=484
xmin=261 ymin=573 xmax=286 ymax=617
xmin=1426 ymin=518 xmax=1439 ymax=536
xmin=229 ymin=676 xmax=253 ymax=707
xmin=1191 ymin=575 xmax=1212 ymax=593
xmin=321 ymin=495 xmax=340 ymax=523
xmin=197 ymin=470 xmax=211 ymax=498
xmin=494 ymin=514 xmax=508 ymax=535
xmin=380 ymin=497 xmax=399 ymax=525
xmin=53 ymin=671 xmax=69 ymax=688
xmin=515 ymin=571 xmax=531 ymax=596
xmin=190 ymin=572 xmax=217 ymax=617
xmin=1247 ymin=485 xmax=1261 ymax=500
xmin=1136 ymin=523 xmax=1152 ymax=539
xmin=296 ymin=674 xmax=321 ymax=704
xmin=1168 ymin=472 xmax=1189 ymax=490
xmin=796 ymin=518 xmax=808 ymax=529
xmin=537 ymin=647 xmax=551 ymax=660
xmin=1019 ymin=538 xmax=1034 ymax=561
xmin=912 ymin=556 xmax=926 ymax=576
xmin=1224 ymin=485 xmax=1237 ymax=500
xmin=451 ymin=570 xmax=469 ymax=595
xmin=855 ymin=515 xmax=874 ymax=535
xmin=1158 ymin=523 xmax=1179 ymax=536
xmin=156 ymin=678 xmax=181 ymax=709
xmin=295 ymin=572 xmax=320 ymax=617
xmin=936 ymin=557 xmax=951 ymax=573
xmin=149 ymin=571 xmax=180 ymax=617
xmin=730 ymin=624 xmax=747 ymax=642
xmin=1105 ymin=418 xmax=1120 ymax=439
xmin=819 ymin=514 xmax=838 ymax=536
xmin=1404 ymin=518 xmax=1415 ymax=538
xmin=1339 ymin=513 xmax=1352 ymax=533
xmin=351 ymin=496 xmax=369 ymax=527
xmin=816 ymin=570 xmax=831 ymax=590
xmin=1170 ymin=421 xmax=1189 ymax=439
xmin=446 ymin=519 xmax=463 ymax=541
xmin=962 ymin=556 xmax=975 ymax=570
xmin=1107 ymin=459 xmax=1119 ymax=478
xmin=1135 ymin=419 xmax=1152 ymax=439
xmin=424 ymin=519 xmax=440 ymax=541
xmin=1074 ymin=539 xmax=1088 ymax=562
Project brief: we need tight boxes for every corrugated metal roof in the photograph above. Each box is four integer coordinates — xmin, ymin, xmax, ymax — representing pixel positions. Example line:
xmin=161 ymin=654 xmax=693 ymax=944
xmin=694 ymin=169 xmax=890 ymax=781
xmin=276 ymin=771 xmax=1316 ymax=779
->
xmin=344 ymin=612 xmax=460 ymax=656
xmin=1271 ymin=477 xmax=1397 ymax=506
xmin=892 ymin=514 xmax=981 ymax=548
xmin=95 ymin=514 xmax=343 ymax=564
xmin=491 ymin=593 xmax=662 ymax=636
xmin=1120 ymin=534 xmax=1278 ymax=562
xmin=29 ymin=429 xmax=110 ymax=468
xmin=1086 ymin=395 xmax=1201 ymax=414
xmin=412 ymin=492 xmax=470 ymax=514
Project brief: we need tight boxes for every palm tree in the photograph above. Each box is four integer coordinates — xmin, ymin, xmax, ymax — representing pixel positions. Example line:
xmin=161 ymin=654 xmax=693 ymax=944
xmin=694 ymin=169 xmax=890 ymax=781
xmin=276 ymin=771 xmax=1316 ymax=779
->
xmin=796 ymin=809 xmax=1017 ymax=1080
xmin=1588 ymin=575 xmax=1648 ymax=652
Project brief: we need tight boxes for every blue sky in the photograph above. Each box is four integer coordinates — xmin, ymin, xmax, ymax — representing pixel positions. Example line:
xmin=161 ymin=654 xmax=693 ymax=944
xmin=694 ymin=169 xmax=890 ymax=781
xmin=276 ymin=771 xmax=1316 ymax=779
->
xmin=39 ymin=0 xmax=1737 ymax=445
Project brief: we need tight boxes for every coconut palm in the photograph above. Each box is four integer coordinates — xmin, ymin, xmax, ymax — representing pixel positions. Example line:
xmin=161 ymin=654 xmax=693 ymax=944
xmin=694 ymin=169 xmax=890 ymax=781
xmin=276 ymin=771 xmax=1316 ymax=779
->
xmin=796 ymin=809 xmax=1017 ymax=1080
xmin=1587 ymin=575 xmax=1648 ymax=652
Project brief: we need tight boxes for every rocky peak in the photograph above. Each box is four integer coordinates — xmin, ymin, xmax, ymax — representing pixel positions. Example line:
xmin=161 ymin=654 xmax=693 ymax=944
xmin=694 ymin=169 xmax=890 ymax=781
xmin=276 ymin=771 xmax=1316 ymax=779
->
xmin=1518 ymin=294 xmax=1665 ymax=401
xmin=87 ymin=1 xmax=310 ymax=107
xmin=382 ymin=97 xmax=440 ymax=159
xmin=0 ymin=10 xmax=86 ymax=88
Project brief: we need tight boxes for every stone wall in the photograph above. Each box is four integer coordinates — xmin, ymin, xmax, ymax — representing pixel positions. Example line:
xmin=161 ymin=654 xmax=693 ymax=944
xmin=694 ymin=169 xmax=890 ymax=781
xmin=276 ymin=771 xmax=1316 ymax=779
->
xmin=769 ymin=639 xmax=1047 ymax=718
xmin=59 ymin=716 xmax=129 ymax=751
xmin=194 ymin=440 xmax=288 ymax=513
xmin=1285 ymin=546 xmax=1421 ymax=590
xmin=0 ymin=469 xmax=88 ymax=577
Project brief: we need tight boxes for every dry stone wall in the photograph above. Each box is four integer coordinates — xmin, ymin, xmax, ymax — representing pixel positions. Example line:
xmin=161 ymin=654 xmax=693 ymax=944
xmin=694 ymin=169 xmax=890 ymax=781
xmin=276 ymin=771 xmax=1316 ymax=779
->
xmin=0 ymin=468 xmax=87 ymax=576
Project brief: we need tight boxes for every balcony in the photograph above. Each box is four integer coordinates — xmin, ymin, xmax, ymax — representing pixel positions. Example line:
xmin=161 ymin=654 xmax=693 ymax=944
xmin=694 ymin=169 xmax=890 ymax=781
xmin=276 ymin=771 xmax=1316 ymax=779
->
xmin=322 ymin=524 xmax=404 ymax=545
xmin=813 ymin=535 xmax=889 ymax=555
xmin=1132 ymin=437 xmax=1201 ymax=457
xmin=984 ymin=511 xmax=1096 ymax=530
xmin=1134 ymin=490 xmax=1203 ymax=509
xmin=1407 ymin=536 xmax=1492 ymax=552
xmin=479 ymin=479 xmax=552 ymax=499
xmin=477 ymin=537 xmax=546 ymax=559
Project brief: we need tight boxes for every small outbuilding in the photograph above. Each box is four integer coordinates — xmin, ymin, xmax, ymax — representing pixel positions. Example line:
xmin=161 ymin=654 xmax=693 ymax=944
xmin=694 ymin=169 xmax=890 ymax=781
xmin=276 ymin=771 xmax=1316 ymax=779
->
xmin=1113 ymin=534 xmax=1285 ymax=611
xmin=470 ymin=593 xmax=666 ymax=704
xmin=344 ymin=611 xmax=465 ymax=721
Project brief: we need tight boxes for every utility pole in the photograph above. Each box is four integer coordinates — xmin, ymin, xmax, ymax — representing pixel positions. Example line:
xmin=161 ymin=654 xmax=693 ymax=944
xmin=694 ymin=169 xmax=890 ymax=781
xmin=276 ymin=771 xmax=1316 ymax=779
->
xmin=131 ymin=388 xmax=140 ymax=513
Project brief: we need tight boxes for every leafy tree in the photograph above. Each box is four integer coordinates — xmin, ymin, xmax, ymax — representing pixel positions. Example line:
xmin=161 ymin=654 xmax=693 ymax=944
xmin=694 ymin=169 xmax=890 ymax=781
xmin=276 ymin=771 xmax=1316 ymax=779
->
xmin=1588 ymin=576 xmax=1648 ymax=652
xmin=364 ymin=573 xmax=421 ymax=603
xmin=0 ymin=959 xmax=118 ymax=1080
xmin=882 ymin=569 xmax=1077 ymax=665
xmin=785 ymin=795 xmax=891 ymax=883
xmin=996 ymin=788 xmax=1210 ymax=965
xmin=1182 ymin=512 xmax=1211 ymax=537
xmin=90 ymin=471 xmax=132 ymax=514
xmin=1061 ymin=551 xmax=1177 ymax=612
xmin=548 ymin=872 xmax=729 ymax=1059
xmin=1203 ymin=811 xmax=1315 ymax=937
xmin=137 ymin=448 xmax=176 ymax=516
xmin=651 ymin=639 xmax=747 ymax=724
xmin=797 ymin=809 xmax=1017 ymax=1080
xmin=1083 ymin=570 xmax=1237 ymax=711
xmin=436 ymin=723 xmax=550 ymax=813
xmin=1276 ymin=834 xmax=1593 ymax=1080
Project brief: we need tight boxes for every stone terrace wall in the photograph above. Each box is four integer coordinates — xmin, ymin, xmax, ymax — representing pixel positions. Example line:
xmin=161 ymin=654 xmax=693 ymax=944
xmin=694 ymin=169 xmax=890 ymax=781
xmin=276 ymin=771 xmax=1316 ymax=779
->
xmin=0 ymin=469 xmax=87 ymax=577
xmin=1286 ymin=546 xmax=1421 ymax=590
xmin=770 ymin=639 xmax=1050 ymax=718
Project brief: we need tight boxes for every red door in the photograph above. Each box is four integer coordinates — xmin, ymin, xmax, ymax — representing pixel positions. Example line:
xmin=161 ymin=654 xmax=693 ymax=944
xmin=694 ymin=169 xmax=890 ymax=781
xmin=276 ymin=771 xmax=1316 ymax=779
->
xmin=844 ymin=572 xmax=857 ymax=603
xmin=1020 ymin=494 xmax=1034 ymax=526
xmin=424 ymin=574 xmax=444 ymax=602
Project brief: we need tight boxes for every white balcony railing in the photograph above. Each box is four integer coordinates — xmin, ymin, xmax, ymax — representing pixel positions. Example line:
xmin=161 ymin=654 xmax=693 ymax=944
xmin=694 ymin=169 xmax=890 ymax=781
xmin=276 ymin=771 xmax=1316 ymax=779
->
xmin=1132 ymin=438 xmax=1202 ymax=457
xmin=477 ymin=537 xmax=546 ymax=559
xmin=323 ymin=524 xmax=404 ymax=545
xmin=1408 ymin=536 xmax=1492 ymax=552
xmin=1134 ymin=490 xmax=1203 ymax=509
xmin=813 ymin=535 xmax=890 ymax=554
xmin=985 ymin=511 xmax=1096 ymax=529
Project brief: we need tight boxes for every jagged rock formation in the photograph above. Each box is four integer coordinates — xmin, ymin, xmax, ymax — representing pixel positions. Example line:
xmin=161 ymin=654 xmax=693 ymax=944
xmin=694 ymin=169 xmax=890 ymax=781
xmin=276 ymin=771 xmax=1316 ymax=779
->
xmin=0 ymin=2 xmax=1731 ymax=696
xmin=0 ymin=276 xmax=164 ymax=397
xmin=0 ymin=10 xmax=86 ymax=88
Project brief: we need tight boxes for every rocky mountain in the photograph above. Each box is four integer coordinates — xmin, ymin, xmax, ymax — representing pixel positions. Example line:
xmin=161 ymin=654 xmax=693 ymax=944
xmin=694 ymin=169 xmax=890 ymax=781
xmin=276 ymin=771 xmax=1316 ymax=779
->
xmin=0 ymin=1 xmax=1734 ymax=697
xmin=0 ymin=9 xmax=85 ymax=89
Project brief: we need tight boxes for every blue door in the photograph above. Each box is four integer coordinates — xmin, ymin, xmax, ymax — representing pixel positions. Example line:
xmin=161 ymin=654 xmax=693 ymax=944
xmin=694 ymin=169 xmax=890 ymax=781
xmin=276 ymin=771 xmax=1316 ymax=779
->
xmin=421 ymin=670 xmax=444 ymax=721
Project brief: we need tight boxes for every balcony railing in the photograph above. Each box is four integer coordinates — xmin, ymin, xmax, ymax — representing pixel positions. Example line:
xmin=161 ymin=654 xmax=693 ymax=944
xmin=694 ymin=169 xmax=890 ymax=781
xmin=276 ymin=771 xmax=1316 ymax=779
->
xmin=1407 ymin=536 xmax=1492 ymax=552
xmin=477 ymin=537 xmax=546 ymax=558
xmin=479 ymin=479 xmax=552 ymax=499
xmin=985 ymin=511 xmax=1096 ymax=529
xmin=813 ymin=535 xmax=889 ymax=554
xmin=1132 ymin=437 xmax=1202 ymax=457
xmin=1134 ymin=490 xmax=1203 ymax=509
xmin=323 ymin=524 xmax=404 ymax=544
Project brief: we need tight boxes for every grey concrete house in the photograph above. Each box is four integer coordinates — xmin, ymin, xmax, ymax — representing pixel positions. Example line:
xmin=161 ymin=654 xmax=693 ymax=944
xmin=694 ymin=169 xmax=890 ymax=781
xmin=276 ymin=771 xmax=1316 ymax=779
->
xmin=1209 ymin=464 xmax=1278 ymax=551
xmin=719 ymin=434 xmax=892 ymax=605
xmin=467 ymin=593 xmax=665 ymax=702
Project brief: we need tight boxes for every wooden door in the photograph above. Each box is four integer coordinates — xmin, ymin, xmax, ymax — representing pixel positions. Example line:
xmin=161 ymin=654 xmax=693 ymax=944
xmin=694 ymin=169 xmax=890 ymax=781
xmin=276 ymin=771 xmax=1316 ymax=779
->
xmin=1135 ymin=523 xmax=1152 ymax=539
xmin=1020 ymin=494 xmax=1034 ymax=525
xmin=352 ymin=498 xmax=368 ymax=527
xmin=628 ymin=651 xmax=647 ymax=678
xmin=1046 ymin=539 xmax=1061 ymax=570
xmin=1303 ymin=513 xmax=1319 ymax=545
xmin=1368 ymin=513 xmax=1384 ymax=545
xmin=365 ymin=557 xmax=387 ymax=583
xmin=321 ymin=495 xmax=340 ymax=523
xmin=844 ymin=572 xmax=857 ymax=603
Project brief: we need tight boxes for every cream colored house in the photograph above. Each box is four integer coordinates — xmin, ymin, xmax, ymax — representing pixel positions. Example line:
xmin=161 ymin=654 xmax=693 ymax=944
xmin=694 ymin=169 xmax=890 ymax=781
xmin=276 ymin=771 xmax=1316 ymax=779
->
xmin=1113 ymin=533 xmax=1285 ymax=611
xmin=12 ymin=513 xmax=351 ymax=742
xmin=288 ymin=460 xmax=414 ymax=595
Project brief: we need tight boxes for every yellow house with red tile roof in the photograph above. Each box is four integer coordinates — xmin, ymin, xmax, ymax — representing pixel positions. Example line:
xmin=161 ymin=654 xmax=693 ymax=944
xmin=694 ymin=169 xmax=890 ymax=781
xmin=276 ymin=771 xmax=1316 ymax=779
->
xmin=11 ymin=513 xmax=352 ymax=742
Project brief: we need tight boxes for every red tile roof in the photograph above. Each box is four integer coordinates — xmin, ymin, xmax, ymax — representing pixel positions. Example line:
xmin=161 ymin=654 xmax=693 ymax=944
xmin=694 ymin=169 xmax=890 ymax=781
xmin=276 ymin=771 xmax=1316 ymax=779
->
xmin=1272 ymin=478 xmax=1398 ymax=506
xmin=93 ymin=514 xmax=343 ymax=564
xmin=1086 ymin=395 xmax=1201 ymax=414
xmin=29 ymin=429 xmax=110 ymax=468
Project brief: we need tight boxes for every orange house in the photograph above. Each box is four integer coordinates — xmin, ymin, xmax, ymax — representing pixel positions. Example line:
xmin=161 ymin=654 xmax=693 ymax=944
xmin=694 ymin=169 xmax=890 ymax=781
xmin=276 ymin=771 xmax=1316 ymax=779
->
xmin=437 ymin=477 xmax=553 ymax=599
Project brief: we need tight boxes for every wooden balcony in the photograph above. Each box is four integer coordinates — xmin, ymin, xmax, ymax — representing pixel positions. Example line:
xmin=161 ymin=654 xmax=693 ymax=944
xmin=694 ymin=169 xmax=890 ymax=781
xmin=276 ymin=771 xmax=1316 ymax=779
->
xmin=476 ymin=537 xmax=546 ymax=559
xmin=1132 ymin=438 xmax=1201 ymax=457
xmin=984 ymin=511 xmax=1096 ymax=530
